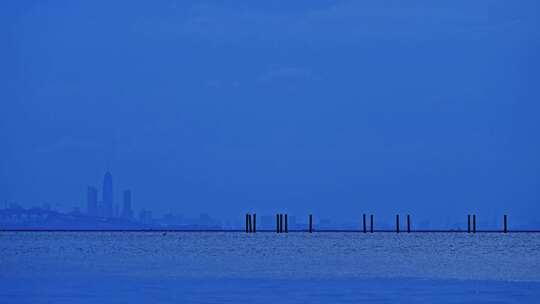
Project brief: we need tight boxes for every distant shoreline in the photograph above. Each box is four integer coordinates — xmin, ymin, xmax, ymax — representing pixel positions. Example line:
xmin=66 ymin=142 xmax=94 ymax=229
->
xmin=1 ymin=229 xmax=539 ymax=233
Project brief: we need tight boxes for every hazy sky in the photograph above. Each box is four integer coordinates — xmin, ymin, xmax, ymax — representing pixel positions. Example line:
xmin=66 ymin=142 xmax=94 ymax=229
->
xmin=1 ymin=1 xmax=539 ymax=227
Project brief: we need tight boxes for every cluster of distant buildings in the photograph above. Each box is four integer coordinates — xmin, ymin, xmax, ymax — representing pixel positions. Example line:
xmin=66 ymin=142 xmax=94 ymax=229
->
xmin=0 ymin=171 xmax=221 ymax=229
xmin=86 ymin=171 xmax=134 ymax=220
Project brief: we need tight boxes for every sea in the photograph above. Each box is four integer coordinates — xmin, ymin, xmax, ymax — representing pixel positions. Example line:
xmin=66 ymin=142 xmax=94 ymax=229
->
xmin=1 ymin=231 xmax=539 ymax=303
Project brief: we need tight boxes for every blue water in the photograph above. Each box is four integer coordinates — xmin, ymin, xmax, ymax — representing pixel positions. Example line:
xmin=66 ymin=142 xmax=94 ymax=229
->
xmin=1 ymin=232 xmax=539 ymax=303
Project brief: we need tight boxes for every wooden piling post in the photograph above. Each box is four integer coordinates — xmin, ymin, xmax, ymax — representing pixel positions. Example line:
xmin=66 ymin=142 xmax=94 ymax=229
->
xmin=468 ymin=214 xmax=471 ymax=233
xmin=407 ymin=215 xmax=410 ymax=233
xmin=253 ymin=213 xmax=256 ymax=233
xmin=248 ymin=214 xmax=252 ymax=233
xmin=396 ymin=214 xmax=400 ymax=233
xmin=473 ymin=214 xmax=476 ymax=233
xmin=276 ymin=214 xmax=279 ymax=233
xmin=285 ymin=214 xmax=288 ymax=233
xmin=279 ymin=214 xmax=283 ymax=233
xmin=370 ymin=214 xmax=374 ymax=233
xmin=504 ymin=214 xmax=507 ymax=233
xmin=363 ymin=214 xmax=367 ymax=233
xmin=245 ymin=214 xmax=249 ymax=233
xmin=309 ymin=214 xmax=313 ymax=233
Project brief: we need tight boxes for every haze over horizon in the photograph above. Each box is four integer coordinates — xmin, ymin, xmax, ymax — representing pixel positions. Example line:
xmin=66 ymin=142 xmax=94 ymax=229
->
xmin=1 ymin=1 xmax=539 ymax=227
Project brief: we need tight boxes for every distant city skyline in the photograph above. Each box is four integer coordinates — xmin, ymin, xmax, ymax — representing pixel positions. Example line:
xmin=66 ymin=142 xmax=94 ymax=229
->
xmin=1 ymin=166 xmax=539 ymax=230
xmin=0 ymin=193 xmax=536 ymax=231
xmin=2 ymin=167 xmax=539 ymax=230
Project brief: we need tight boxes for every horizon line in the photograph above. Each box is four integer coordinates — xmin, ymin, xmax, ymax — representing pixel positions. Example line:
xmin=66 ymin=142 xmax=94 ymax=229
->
xmin=2 ymin=229 xmax=540 ymax=233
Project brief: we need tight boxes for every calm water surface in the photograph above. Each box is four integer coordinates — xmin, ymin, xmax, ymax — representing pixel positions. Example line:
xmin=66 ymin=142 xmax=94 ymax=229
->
xmin=1 ymin=232 xmax=539 ymax=303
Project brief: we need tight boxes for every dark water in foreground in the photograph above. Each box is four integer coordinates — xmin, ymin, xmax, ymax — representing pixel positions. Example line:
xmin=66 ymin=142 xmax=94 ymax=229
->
xmin=1 ymin=232 xmax=539 ymax=303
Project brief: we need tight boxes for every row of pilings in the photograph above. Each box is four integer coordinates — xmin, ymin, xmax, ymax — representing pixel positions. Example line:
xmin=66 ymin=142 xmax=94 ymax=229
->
xmin=466 ymin=214 xmax=509 ymax=233
xmin=245 ymin=214 xmax=510 ymax=233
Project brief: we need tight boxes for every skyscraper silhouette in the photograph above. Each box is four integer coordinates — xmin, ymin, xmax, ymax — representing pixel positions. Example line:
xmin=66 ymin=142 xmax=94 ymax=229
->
xmin=102 ymin=171 xmax=113 ymax=218
xmin=87 ymin=186 xmax=98 ymax=216
xmin=122 ymin=190 xmax=133 ymax=219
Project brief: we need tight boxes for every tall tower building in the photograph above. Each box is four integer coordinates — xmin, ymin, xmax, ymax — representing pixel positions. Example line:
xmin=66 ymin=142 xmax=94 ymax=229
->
xmin=87 ymin=186 xmax=98 ymax=216
xmin=122 ymin=190 xmax=133 ymax=219
xmin=102 ymin=171 xmax=114 ymax=218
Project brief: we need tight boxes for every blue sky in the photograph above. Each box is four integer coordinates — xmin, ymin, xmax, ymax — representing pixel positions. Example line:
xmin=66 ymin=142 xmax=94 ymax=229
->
xmin=1 ymin=1 xmax=539 ymax=227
